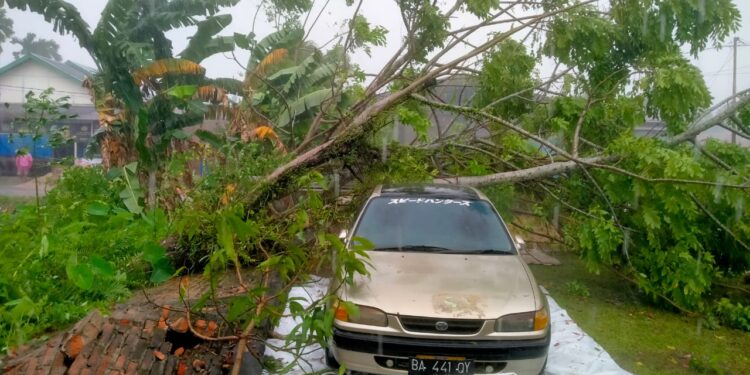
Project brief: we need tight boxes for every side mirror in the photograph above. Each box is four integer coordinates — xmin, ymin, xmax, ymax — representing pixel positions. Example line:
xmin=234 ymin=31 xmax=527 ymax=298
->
xmin=514 ymin=235 xmax=526 ymax=250
xmin=338 ymin=229 xmax=348 ymax=241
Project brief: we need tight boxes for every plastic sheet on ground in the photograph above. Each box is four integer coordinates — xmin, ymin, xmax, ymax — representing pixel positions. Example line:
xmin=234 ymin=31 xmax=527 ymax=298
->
xmin=264 ymin=279 xmax=630 ymax=375
xmin=264 ymin=276 xmax=330 ymax=375
xmin=542 ymin=287 xmax=631 ymax=375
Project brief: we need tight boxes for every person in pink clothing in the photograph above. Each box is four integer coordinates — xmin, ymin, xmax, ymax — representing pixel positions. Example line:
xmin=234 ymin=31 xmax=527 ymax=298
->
xmin=15 ymin=148 xmax=33 ymax=180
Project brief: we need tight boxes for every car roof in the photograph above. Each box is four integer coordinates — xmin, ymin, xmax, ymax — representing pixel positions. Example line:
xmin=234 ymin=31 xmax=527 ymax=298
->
xmin=372 ymin=184 xmax=486 ymax=200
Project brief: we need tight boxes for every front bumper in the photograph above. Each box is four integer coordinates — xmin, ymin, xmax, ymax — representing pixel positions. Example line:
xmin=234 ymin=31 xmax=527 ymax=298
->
xmin=332 ymin=327 xmax=549 ymax=374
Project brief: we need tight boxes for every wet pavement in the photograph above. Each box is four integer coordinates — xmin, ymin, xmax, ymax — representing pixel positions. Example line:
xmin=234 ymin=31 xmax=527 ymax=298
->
xmin=0 ymin=176 xmax=52 ymax=197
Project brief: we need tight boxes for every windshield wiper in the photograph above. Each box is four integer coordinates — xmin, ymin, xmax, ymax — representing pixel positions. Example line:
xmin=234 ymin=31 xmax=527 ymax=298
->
xmin=372 ymin=245 xmax=454 ymax=252
xmin=471 ymin=249 xmax=514 ymax=255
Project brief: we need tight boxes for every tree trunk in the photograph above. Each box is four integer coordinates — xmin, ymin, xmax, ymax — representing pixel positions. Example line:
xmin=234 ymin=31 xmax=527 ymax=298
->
xmin=246 ymin=88 xmax=410 ymax=208
xmin=436 ymin=90 xmax=750 ymax=187
xmin=434 ymin=156 xmax=612 ymax=187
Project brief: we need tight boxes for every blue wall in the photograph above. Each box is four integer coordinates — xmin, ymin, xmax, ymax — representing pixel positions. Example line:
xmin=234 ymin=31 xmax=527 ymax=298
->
xmin=0 ymin=134 xmax=52 ymax=158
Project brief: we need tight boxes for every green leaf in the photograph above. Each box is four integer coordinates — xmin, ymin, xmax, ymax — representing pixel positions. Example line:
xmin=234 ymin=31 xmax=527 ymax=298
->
xmin=122 ymin=196 xmax=143 ymax=215
xmin=90 ymin=256 xmax=116 ymax=277
xmin=350 ymin=236 xmax=374 ymax=252
xmin=349 ymin=15 xmax=387 ymax=56
xmin=340 ymin=300 xmax=359 ymax=317
xmin=217 ymin=217 xmax=239 ymax=265
xmin=150 ymin=258 xmax=175 ymax=283
xmin=289 ymin=299 xmax=305 ymax=316
xmin=642 ymin=206 xmax=662 ymax=230
xmin=191 ymin=291 xmax=212 ymax=312
xmin=180 ymin=14 xmax=233 ymax=62
xmin=143 ymin=243 xmax=167 ymax=264
xmin=2 ymin=0 xmax=94 ymax=51
xmin=66 ymin=257 xmax=94 ymax=290
xmin=275 ymin=88 xmax=335 ymax=128
xmin=142 ymin=243 xmax=174 ymax=283
xmin=464 ymin=0 xmax=502 ymax=19
xmin=247 ymin=27 xmax=303 ymax=72
xmin=166 ymin=85 xmax=198 ymax=99
xmin=226 ymin=296 xmax=252 ymax=322
xmin=234 ymin=32 xmax=254 ymax=49
xmin=38 ymin=235 xmax=49 ymax=258
xmin=7 ymin=296 xmax=38 ymax=318
xmin=87 ymin=201 xmax=110 ymax=216
xmin=124 ymin=162 xmax=138 ymax=174
xmin=171 ymin=129 xmax=190 ymax=140
xmin=195 ymin=129 xmax=226 ymax=149
xmin=397 ymin=106 xmax=430 ymax=142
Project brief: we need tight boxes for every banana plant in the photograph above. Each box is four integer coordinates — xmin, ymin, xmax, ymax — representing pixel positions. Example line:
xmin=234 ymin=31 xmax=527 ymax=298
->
xmin=3 ymin=0 xmax=247 ymax=207
xmin=2 ymin=0 xmax=241 ymax=162
xmin=232 ymin=27 xmax=346 ymax=150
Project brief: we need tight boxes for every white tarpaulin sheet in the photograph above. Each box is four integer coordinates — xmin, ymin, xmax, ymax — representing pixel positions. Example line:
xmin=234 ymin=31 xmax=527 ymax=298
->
xmin=264 ymin=276 xmax=331 ymax=375
xmin=264 ymin=279 xmax=631 ymax=375
xmin=541 ymin=287 xmax=631 ymax=375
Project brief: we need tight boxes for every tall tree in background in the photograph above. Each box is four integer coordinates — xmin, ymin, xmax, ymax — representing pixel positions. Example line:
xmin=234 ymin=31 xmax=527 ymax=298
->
xmin=11 ymin=33 xmax=61 ymax=60
xmin=0 ymin=8 xmax=12 ymax=55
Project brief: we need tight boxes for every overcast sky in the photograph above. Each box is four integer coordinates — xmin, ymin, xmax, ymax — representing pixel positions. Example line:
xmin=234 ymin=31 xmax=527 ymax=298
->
xmin=1 ymin=0 xmax=748 ymax=104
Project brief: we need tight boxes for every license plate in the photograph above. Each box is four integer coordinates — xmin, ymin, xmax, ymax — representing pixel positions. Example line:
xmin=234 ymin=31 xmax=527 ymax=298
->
xmin=408 ymin=357 xmax=474 ymax=375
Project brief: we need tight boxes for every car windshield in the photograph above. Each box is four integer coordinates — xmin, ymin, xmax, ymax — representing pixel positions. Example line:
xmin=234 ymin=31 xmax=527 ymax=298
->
xmin=353 ymin=197 xmax=514 ymax=254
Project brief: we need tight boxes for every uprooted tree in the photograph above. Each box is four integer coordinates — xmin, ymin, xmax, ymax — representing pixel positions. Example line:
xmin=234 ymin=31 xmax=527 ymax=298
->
xmin=7 ymin=0 xmax=750 ymax=371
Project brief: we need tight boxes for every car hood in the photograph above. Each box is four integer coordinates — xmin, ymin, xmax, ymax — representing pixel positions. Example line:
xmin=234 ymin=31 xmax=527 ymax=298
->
xmin=342 ymin=251 xmax=537 ymax=319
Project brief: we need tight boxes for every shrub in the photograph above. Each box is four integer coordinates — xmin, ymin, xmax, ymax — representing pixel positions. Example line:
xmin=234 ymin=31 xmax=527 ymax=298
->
xmin=0 ymin=167 xmax=168 ymax=352
xmin=713 ymin=298 xmax=750 ymax=332
xmin=566 ymin=280 xmax=591 ymax=298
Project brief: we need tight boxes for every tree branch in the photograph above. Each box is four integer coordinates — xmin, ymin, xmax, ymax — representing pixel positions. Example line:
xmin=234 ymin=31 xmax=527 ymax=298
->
xmin=414 ymin=93 xmax=750 ymax=189
xmin=571 ymin=97 xmax=594 ymax=156
xmin=688 ymin=192 xmax=750 ymax=252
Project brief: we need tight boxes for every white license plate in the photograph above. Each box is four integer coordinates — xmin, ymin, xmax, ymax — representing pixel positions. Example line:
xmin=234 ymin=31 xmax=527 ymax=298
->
xmin=408 ymin=357 xmax=474 ymax=375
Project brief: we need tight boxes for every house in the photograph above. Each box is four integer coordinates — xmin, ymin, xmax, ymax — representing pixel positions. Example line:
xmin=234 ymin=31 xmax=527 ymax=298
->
xmin=0 ymin=53 xmax=100 ymax=176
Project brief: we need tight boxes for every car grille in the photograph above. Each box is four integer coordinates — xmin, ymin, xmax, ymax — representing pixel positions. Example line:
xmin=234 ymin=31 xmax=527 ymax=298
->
xmin=399 ymin=316 xmax=484 ymax=334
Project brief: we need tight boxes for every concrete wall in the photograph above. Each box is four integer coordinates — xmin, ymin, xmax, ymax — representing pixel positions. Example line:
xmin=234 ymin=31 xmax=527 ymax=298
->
xmin=0 ymin=60 xmax=91 ymax=105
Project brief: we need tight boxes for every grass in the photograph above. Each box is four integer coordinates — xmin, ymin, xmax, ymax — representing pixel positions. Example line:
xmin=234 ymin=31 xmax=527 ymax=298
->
xmin=530 ymin=251 xmax=750 ymax=375
xmin=0 ymin=196 xmax=34 ymax=212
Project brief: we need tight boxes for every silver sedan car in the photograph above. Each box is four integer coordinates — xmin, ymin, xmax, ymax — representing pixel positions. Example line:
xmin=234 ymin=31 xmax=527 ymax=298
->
xmin=328 ymin=184 xmax=550 ymax=375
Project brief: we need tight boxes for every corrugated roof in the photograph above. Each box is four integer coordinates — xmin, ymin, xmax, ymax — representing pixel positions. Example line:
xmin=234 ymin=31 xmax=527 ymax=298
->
xmin=0 ymin=54 xmax=97 ymax=82
xmin=64 ymin=60 xmax=97 ymax=78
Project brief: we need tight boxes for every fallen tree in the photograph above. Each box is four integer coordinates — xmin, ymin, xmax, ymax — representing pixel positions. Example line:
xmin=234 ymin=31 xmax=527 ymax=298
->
xmin=7 ymin=0 xmax=750 ymax=371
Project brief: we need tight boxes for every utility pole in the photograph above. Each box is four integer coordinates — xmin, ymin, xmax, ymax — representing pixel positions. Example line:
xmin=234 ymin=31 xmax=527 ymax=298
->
xmin=732 ymin=36 xmax=738 ymax=144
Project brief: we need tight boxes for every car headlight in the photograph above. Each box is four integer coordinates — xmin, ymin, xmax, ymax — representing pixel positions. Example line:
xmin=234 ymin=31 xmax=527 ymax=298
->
xmin=495 ymin=307 xmax=549 ymax=332
xmin=335 ymin=303 xmax=388 ymax=327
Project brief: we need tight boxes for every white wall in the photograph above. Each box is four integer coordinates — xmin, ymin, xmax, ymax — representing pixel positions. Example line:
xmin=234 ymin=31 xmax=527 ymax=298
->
xmin=698 ymin=125 xmax=750 ymax=147
xmin=0 ymin=60 xmax=92 ymax=105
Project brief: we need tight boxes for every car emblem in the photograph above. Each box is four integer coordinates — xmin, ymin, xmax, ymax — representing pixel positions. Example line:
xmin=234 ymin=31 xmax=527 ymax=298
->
xmin=435 ymin=321 xmax=449 ymax=331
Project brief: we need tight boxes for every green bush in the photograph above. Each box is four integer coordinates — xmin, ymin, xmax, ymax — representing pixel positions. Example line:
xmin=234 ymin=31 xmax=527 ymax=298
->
xmin=713 ymin=298 xmax=750 ymax=332
xmin=557 ymin=137 xmax=750 ymax=313
xmin=565 ymin=280 xmax=591 ymax=298
xmin=0 ymin=167 xmax=168 ymax=352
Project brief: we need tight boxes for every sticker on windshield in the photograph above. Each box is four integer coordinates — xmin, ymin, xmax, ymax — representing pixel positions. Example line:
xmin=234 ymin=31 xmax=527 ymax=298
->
xmin=387 ymin=198 xmax=471 ymax=206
